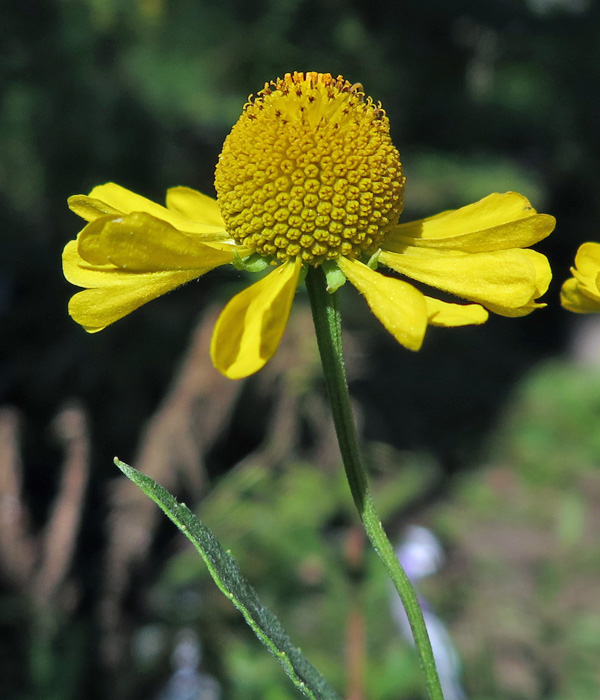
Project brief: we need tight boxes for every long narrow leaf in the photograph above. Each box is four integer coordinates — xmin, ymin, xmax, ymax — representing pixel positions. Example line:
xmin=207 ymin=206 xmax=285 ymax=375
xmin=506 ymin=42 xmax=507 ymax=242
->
xmin=115 ymin=459 xmax=341 ymax=700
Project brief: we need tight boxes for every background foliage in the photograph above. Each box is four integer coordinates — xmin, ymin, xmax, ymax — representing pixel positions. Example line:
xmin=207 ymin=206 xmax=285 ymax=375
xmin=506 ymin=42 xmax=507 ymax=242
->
xmin=1 ymin=1 xmax=600 ymax=698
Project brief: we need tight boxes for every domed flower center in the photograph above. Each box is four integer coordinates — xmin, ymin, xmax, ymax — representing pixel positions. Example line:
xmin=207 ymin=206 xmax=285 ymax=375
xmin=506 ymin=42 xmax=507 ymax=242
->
xmin=215 ymin=72 xmax=405 ymax=265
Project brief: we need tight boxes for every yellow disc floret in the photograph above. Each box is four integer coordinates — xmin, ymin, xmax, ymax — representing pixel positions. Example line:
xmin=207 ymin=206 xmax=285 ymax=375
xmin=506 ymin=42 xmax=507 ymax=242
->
xmin=215 ymin=71 xmax=406 ymax=265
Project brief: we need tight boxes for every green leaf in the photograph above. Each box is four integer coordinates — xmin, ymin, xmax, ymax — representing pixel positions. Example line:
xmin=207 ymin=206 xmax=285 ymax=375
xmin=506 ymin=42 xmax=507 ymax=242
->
xmin=114 ymin=458 xmax=342 ymax=700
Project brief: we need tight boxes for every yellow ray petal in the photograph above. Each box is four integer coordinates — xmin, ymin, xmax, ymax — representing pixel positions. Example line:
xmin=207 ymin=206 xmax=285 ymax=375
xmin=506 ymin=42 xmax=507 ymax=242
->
xmin=572 ymin=242 xmax=600 ymax=283
xmin=67 ymin=270 xmax=205 ymax=332
xmin=483 ymin=299 xmax=546 ymax=317
xmin=383 ymin=192 xmax=554 ymax=253
xmin=70 ymin=217 xmax=115 ymax=266
xmin=67 ymin=195 xmax=122 ymax=221
xmin=424 ymin=297 xmax=489 ymax=327
xmin=379 ymin=247 xmax=550 ymax=311
xmin=77 ymin=212 xmax=234 ymax=272
xmin=63 ymin=239 xmax=230 ymax=287
xmin=63 ymin=240 xmax=115 ymax=286
xmin=69 ymin=183 xmax=229 ymax=238
xmin=63 ymin=237 xmax=232 ymax=331
xmin=571 ymin=268 xmax=599 ymax=299
xmin=69 ymin=183 xmax=169 ymax=221
xmin=166 ymin=186 xmax=225 ymax=227
xmin=211 ymin=259 xmax=302 ymax=379
xmin=520 ymin=248 xmax=552 ymax=298
xmin=561 ymin=277 xmax=600 ymax=313
xmin=337 ymin=257 xmax=428 ymax=351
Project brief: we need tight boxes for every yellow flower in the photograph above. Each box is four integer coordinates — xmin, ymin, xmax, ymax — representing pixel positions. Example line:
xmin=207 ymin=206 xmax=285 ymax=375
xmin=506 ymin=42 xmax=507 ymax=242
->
xmin=561 ymin=242 xmax=600 ymax=313
xmin=63 ymin=72 xmax=555 ymax=379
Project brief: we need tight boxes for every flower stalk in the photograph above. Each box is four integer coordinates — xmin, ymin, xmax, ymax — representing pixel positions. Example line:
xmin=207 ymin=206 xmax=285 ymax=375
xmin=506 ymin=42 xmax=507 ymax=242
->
xmin=306 ymin=266 xmax=445 ymax=700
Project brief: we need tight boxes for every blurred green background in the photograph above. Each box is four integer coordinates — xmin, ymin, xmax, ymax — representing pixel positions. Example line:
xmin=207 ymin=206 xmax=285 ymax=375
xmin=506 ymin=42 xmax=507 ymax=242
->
xmin=2 ymin=0 xmax=600 ymax=698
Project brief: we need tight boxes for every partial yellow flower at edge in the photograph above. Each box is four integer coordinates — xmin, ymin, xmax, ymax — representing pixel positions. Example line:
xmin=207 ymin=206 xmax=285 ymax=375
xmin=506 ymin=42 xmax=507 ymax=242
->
xmin=561 ymin=242 xmax=600 ymax=313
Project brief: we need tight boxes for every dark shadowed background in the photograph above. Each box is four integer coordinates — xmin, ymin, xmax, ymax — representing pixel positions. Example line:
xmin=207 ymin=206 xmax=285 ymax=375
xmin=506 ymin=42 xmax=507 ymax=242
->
xmin=2 ymin=1 xmax=600 ymax=699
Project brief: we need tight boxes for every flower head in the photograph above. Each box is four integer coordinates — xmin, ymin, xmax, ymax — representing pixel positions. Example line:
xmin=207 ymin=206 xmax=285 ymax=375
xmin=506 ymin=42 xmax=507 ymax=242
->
xmin=561 ymin=242 xmax=600 ymax=313
xmin=63 ymin=71 xmax=555 ymax=379
xmin=215 ymin=73 xmax=404 ymax=265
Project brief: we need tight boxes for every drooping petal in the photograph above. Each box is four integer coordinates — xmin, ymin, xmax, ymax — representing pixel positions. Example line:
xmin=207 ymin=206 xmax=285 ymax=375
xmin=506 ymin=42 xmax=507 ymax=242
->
xmin=166 ymin=186 xmax=225 ymax=227
xmin=424 ymin=297 xmax=489 ymax=327
xmin=68 ymin=183 xmax=229 ymax=239
xmin=383 ymin=192 xmax=555 ymax=253
xmin=337 ymin=257 xmax=428 ymax=351
xmin=379 ymin=247 xmax=550 ymax=313
xmin=77 ymin=212 xmax=234 ymax=271
xmin=211 ymin=259 xmax=302 ymax=379
xmin=561 ymin=277 xmax=600 ymax=313
xmin=63 ymin=226 xmax=233 ymax=332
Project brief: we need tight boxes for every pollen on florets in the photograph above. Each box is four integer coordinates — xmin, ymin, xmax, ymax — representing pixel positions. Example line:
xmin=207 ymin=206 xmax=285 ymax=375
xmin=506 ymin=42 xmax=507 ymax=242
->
xmin=215 ymin=71 xmax=406 ymax=265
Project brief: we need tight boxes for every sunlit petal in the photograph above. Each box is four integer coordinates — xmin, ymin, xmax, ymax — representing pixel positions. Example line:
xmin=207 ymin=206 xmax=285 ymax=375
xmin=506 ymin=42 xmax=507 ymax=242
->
xmin=337 ymin=257 xmax=427 ymax=351
xmin=379 ymin=247 xmax=548 ymax=311
xmin=166 ymin=186 xmax=225 ymax=227
xmin=424 ymin=297 xmax=489 ymax=327
xmin=69 ymin=182 xmax=229 ymax=238
xmin=483 ymin=299 xmax=546 ymax=317
xmin=211 ymin=259 xmax=302 ymax=379
xmin=67 ymin=271 xmax=205 ymax=332
xmin=384 ymin=192 xmax=554 ymax=253
xmin=77 ymin=212 xmax=234 ymax=271
xmin=520 ymin=248 xmax=552 ymax=298
xmin=67 ymin=195 xmax=122 ymax=222
xmin=63 ymin=240 xmax=115 ymax=287
xmin=62 ymin=229 xmax=232 ymax=332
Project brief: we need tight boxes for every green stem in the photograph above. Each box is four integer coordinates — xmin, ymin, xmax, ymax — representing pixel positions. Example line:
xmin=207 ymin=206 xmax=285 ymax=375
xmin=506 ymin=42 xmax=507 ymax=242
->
xmin=305 ymin=266 xmax=445 ymax=700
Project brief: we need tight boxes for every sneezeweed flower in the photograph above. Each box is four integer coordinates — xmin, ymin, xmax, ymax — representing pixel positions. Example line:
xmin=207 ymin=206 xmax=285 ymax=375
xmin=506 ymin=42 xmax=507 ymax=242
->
xmin=561 ymin=242 xmax=600 ymax=313
xmin=63 ymin=71 xmax=555 ymax=379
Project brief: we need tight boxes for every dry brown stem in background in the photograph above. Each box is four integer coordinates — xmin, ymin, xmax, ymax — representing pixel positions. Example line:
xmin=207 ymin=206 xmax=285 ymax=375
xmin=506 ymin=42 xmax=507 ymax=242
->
xmin=0 ymin=402 xmax=90 ymax=611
